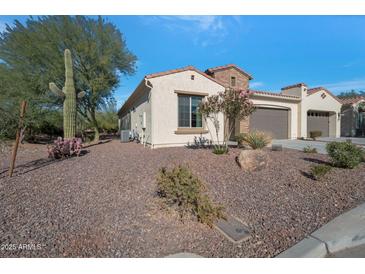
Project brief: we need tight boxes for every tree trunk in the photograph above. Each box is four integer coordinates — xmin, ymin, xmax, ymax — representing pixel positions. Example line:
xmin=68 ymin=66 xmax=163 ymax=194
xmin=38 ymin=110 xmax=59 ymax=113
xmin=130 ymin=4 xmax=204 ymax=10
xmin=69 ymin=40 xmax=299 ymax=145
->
xmin=90 ymin=109 xmax=100 ymax=143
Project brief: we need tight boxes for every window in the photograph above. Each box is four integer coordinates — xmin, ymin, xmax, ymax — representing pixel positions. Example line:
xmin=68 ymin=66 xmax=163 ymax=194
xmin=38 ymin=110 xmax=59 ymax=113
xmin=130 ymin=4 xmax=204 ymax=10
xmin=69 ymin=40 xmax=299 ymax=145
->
xmin=191 ymin=75 xmax=195 ymax=80
xmin=178 ymin=95 xmax=203 ymax=128
xmin=230 ymin=76 xmax=236 ymax=87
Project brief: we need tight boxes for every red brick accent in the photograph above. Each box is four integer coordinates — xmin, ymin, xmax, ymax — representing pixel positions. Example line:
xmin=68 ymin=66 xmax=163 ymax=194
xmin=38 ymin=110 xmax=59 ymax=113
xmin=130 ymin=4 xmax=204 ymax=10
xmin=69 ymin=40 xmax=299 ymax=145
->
xmin=206 ymin=66 xmax=251 ymax=90
xmin=206 ymin=64 xmax=253 ymax=80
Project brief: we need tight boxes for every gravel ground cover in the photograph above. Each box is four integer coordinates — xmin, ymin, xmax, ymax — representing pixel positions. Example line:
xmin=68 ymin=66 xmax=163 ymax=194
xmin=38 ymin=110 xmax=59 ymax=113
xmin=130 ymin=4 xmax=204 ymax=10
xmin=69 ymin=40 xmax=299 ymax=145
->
xmin=1 ymin=140 xmax=365 ymax=257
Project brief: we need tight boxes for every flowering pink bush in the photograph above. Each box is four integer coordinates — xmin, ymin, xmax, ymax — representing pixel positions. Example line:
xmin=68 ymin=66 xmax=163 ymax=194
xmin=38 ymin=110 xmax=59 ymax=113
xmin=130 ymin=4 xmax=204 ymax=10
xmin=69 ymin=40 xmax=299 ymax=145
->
xmin=47 ymin=137 xmax=82 ymax=159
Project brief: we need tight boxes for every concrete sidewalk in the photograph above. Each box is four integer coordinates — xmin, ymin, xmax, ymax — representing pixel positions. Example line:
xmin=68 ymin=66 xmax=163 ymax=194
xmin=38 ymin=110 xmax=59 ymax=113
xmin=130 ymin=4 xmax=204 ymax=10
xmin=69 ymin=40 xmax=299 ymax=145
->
xmin=277 ymin=202 xmax=365 ymax=258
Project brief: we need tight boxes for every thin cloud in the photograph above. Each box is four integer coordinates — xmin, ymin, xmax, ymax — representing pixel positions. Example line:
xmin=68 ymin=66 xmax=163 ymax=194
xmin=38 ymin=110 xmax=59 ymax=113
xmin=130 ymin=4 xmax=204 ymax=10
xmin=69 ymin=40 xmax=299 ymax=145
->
xmin=250 ymin=81 xmax=264 ymax=89
xmin=319 ymin=79 xmax=365 ymax=93
xmin=142 ymin=16 xmax=229 ymax=47
xmin=343 ymin=60 xmax=363 ymax=68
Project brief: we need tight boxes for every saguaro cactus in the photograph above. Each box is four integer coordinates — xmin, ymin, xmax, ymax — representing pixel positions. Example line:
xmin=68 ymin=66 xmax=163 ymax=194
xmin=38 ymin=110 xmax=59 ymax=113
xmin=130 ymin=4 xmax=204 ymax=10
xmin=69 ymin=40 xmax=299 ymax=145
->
xmin=49 ymin=49 xmax=84 ymax=139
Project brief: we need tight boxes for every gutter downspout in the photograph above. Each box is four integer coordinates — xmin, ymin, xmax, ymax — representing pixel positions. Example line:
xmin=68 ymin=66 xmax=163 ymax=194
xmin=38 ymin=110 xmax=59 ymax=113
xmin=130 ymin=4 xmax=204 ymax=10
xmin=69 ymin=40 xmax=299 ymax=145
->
xmin=144 ymin=78 xmax=153 ymax=147
xmin=145 ymin=78 xmax=153 ymax=89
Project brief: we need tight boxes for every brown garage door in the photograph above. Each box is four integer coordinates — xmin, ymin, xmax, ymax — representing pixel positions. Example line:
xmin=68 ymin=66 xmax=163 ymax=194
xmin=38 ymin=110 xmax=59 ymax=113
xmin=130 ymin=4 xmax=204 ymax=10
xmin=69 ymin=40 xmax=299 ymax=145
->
xmin=307 ymin=111 xmax=329 ymax=137
xmin=250 ymin=107 xmax=289 ymax=139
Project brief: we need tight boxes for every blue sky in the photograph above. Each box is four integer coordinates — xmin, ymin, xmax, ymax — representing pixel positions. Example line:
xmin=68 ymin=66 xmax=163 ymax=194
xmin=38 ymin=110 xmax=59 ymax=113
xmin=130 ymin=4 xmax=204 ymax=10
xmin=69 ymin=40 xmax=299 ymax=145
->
xmin=1 ymin=15 xmax=365 ymax=108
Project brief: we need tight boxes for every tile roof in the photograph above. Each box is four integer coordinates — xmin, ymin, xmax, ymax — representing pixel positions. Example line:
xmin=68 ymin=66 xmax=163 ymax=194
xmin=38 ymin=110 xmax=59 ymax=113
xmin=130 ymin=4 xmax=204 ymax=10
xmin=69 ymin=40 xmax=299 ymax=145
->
xmin=145 ymin=65 xmax=227 ymax=88
xmin=281 ymin=83 xmax=307 ymax=90
xmin=205 ymin=64 xmax=253 ymax=80
xmin=249 ymin=89 xmax=301 ymax=99
xmin=307 ymin=87 xmax=342 ymax=104
xmin=339 ymin=96 xmax=365 ymax=105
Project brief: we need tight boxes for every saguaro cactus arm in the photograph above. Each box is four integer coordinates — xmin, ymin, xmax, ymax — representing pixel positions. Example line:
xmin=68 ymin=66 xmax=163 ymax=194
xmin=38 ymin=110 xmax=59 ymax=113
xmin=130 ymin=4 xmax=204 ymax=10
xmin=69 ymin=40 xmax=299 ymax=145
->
xmin=49 ymin=82 xmax=65 ymax=98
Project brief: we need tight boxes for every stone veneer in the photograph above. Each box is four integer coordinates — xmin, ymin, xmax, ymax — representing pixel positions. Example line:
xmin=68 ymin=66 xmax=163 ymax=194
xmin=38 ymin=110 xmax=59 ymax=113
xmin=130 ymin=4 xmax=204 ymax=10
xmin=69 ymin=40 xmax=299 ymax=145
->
xmin=206 ymin=66 xmax=251 ymax=137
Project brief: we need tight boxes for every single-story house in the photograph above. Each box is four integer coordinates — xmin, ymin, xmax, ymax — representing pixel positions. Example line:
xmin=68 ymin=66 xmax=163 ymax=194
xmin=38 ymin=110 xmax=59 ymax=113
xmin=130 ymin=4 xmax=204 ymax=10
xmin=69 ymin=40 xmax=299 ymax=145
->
xmin=340 ymin=96 xmax=365 ymax=137
xmin=118 ymin=64 xmax=342 ymax=148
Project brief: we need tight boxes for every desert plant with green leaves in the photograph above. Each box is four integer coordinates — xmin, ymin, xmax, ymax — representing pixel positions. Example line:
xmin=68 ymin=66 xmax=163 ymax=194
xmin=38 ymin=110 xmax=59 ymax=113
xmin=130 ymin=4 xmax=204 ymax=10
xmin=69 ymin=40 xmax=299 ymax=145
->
xmin=239 ymin=131 xmax=272 ymax=149
xmin=156 ymin=165 xmax=225 ymax=227
xmin=326 ymin=141 xmax=364 ymax=169
xmin=310 ymin=164 xmax=332 ymax=180
xmin=49 ymin=49 xmax=85 ymax=139
xmin=303 ymin=145 xmax=317 ymax=153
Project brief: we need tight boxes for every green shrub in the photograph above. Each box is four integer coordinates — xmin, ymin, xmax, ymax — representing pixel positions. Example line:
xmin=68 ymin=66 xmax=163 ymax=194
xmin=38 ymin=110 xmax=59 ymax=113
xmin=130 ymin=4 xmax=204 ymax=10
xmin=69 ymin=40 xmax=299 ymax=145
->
xmin=156 ymin=166 xmax=225 ymax=227
xmin=213 ymin=145 xmax=228 ymax=155
xmin=239 ymin=131 xmax=271 ymax=149
xmin=235 ymin=134 xmax=245 ymax=147
xmin=303 ymin=145 xmax=317 ymax=153
xmin=310 ymin=164 xmax=332 ymax=180
xmin=309 ymin=131 xmax=322 ymax=140
xmin=326 ymin=141 xmax=364 ymax=169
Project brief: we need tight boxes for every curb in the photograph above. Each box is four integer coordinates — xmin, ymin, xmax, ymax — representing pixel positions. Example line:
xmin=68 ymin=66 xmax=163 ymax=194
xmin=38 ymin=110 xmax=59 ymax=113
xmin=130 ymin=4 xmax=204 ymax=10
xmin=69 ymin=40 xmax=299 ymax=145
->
xmin=277 ymin=202 xmax=365 ymax=258
xmin=165 ymin=252 xmax=203 ymax=258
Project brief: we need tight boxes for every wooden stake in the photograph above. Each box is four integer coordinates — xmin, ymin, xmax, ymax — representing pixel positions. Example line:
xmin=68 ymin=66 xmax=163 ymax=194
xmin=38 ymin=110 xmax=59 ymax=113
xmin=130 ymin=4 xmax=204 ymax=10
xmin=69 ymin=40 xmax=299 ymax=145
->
xmin=9 ymin=100 xmax=27 ymax=177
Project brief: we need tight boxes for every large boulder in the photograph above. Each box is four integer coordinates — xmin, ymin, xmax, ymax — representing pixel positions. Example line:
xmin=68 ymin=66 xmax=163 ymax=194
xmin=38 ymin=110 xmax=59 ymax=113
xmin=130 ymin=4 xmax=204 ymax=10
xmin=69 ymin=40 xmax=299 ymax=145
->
xmin=237 ymin=149 xmax=269 ymax=172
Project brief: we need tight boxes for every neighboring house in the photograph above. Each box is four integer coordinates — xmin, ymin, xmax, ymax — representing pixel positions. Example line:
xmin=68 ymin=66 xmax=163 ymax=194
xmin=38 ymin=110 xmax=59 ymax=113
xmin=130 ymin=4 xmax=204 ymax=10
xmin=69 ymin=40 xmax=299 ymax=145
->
xmin=340 ymin=96 xmax=365 ymax=137
xmin=241 ymin=84 xmax=342 ymax=140
xmin=118 ymin=64 xmax=342 ymax=148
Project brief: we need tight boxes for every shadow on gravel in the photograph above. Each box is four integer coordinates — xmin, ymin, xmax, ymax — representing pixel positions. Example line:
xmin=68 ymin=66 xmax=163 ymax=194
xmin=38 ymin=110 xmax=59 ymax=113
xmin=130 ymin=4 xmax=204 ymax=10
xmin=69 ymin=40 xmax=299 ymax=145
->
xmin=0 ymin=150 xmax=89 ymax=178
xmin=302 ymin=157 xmax=329 ymax=165
xmin=300 ymin=170 xmax=315 ymax=180
xmin=82 ymin=139 xmax=112 ymax=148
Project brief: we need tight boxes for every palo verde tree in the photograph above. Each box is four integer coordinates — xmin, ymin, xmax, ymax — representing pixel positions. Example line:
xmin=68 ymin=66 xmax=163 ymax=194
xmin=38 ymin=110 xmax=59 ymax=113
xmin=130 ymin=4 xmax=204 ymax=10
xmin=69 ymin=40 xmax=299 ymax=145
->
xmin=199 ymin=88 xmax=255 ymax=152
xmin=0 ymin=16 xmax=136 ymax=142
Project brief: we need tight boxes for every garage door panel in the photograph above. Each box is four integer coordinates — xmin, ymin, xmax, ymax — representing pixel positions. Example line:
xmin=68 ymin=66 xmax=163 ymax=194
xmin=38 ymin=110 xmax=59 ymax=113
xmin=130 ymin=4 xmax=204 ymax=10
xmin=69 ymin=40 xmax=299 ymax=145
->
xmin=250 ymin=108 xmax=288 ymax=139
xmin=307 ymin=111 xmax=329 ymax=137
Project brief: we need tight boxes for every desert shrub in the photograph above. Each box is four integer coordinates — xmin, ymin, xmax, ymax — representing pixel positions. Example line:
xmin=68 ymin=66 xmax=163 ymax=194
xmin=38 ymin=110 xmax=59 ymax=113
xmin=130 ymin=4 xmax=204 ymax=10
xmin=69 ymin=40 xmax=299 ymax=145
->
xmin=303 ymin=145 xmax=317 ymax=153
xmin=310 ymin=164 xmax=332 ymax=180
xmin=326 ymin=141 xmax=364 ymax=169
xmin=235 ymin=134 xmax=245 ymax=147
xmin=47 ymin=137 xmax=82 ymax=159
xmin=156 ymin=166 xmax=225 ymax=227
xmin=309 ymin=131 xmax=322 ymax=140
xmin=240 ymin=131 xmax=271 ymax=149
xmin=213 ymin=145 xmax=228 ymax=155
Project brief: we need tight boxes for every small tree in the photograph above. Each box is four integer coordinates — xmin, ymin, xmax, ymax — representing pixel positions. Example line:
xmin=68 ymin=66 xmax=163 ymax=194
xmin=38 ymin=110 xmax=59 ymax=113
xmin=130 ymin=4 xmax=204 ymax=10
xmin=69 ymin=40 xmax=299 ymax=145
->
xmin=221 ymin=88 xmax=255 ymax=148
xmin=199 ymin=95 xmax=222 ymax=149
xmin=199 ymin=88 xmax=255 ymax=151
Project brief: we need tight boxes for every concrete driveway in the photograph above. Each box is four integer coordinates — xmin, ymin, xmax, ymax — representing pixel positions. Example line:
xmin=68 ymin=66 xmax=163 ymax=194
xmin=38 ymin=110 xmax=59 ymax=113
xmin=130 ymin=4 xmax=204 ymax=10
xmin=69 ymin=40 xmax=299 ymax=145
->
xmin=272 ymin=139 xmax=329 ymax=154
xmin=272 ymin=137 xmax=365 ymax=154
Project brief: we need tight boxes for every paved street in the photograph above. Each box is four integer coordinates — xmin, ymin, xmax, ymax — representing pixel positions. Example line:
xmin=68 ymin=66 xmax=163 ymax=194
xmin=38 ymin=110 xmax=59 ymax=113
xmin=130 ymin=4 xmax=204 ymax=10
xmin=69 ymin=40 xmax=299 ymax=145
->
xmin=317 ymin=137 xmax=365 ymax=146
xmin=328 ymin=244 xmax=365 ymax=258
xmin=273 ymin=137 xmax=365 ymax=154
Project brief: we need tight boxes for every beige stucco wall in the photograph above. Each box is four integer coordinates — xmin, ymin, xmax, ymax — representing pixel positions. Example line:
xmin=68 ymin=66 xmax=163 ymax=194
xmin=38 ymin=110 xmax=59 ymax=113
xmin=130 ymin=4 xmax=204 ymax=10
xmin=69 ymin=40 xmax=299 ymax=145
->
xmin=149 ymin=70 xmax=225 ymax=148
xmin=119 ymin=83 xmax=152 ymax=145
xmin=300 ymin=90 xmax=342 ymax=138
xmin=281 ymin=86 xmax=306 ymax=98
xmin=250 ymin=95 xmax=300 ymax=139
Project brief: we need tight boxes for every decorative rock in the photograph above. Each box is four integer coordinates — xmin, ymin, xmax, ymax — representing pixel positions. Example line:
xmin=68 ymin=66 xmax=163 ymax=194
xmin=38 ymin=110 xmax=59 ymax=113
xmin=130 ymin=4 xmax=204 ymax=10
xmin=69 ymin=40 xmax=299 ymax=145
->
xmin=271 ymin=144 xmax=283 ymax=151
xmin=237 ymin=149 xmax=269 ymax=172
